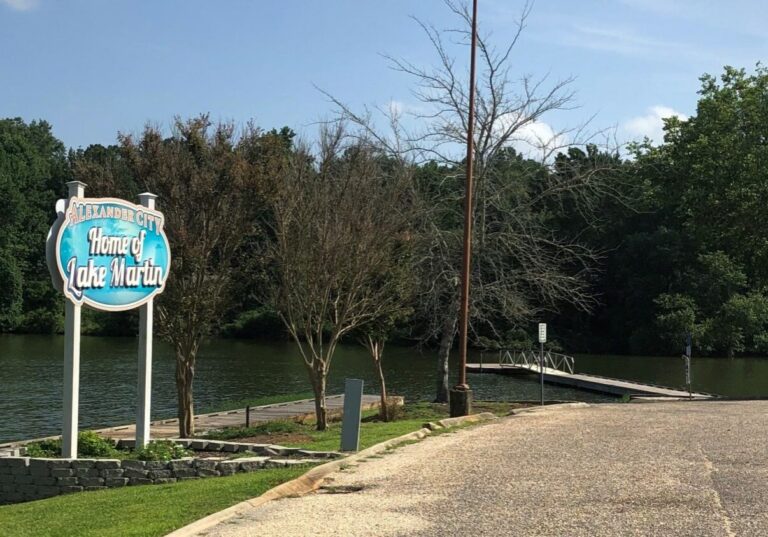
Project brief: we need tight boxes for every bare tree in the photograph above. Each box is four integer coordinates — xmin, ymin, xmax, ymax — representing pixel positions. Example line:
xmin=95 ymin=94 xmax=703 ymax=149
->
xmin=264 ymin=123 xmax=415 ymax=430
xmin=326 ymin=1 xmax=624 ymax=401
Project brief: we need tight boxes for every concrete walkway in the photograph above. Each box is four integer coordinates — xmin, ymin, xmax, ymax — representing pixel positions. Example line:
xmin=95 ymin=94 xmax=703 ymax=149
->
xmin=195 ymin=401 xmax=768 ymax=536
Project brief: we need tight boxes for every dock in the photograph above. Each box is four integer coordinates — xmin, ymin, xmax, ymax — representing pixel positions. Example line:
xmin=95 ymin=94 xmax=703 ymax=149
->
xmin=467 ymin=362 xmax=712 ymax=399
xmin=0 ymin=394 xmax=385 ymax=455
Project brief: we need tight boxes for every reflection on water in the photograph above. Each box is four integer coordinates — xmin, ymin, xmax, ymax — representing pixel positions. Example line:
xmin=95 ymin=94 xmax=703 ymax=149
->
xmin=1 ymin=335 xmax=765 ymax=443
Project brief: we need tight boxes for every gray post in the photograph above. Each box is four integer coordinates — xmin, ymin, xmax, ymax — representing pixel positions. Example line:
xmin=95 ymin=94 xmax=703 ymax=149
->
xmin=62 ymin=181 xmax=86 ymax=458
xmin=136 ymin=192 xmax=157 ymax=448
xmin=340 ymin=379 xmax=364 ymax=452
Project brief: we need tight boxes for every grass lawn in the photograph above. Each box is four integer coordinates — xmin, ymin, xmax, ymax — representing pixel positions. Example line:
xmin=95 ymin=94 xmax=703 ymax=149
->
xmin=0 ymin=466 xmax=310 ymax=537
xmin=203 ymin=401 xmax=521 ymax=452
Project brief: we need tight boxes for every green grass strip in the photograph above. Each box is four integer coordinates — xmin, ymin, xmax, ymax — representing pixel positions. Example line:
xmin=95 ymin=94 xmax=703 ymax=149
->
xmin=0 ymin=466 xmax=309 ymax=537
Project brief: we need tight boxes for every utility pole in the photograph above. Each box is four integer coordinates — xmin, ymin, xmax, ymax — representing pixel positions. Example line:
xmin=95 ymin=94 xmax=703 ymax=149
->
xmin=450 ymin=0 xmax=478 ymax=418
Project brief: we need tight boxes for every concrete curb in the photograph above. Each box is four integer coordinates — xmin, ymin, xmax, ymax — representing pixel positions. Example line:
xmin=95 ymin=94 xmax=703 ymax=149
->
xmin=164 ymin=412 xmax=497 ymax=537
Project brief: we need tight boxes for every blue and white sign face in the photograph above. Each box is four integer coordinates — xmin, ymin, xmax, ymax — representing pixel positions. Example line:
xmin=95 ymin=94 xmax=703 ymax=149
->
xmin=55 ymin=197 xmax=171 ymax=311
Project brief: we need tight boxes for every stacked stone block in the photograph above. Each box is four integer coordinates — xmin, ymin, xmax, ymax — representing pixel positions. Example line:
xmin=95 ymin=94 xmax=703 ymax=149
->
xmin=0 ymin=439 xmax=341 ymax=505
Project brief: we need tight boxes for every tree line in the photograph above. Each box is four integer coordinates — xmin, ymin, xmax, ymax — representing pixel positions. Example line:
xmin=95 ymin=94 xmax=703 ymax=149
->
xmin=2 ymin=3 xmax=767 ymax=433
xmin=4 ymin=67 xmax=768 ymax=359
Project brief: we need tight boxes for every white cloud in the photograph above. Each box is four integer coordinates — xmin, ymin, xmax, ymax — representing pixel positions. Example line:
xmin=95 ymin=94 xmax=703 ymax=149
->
xmin=623 ymin=105 xmax=688 ymax=144
xmin=563 ymin=24 xmax=716 ymax=63
xmin=1 ymin=0 xmax=39 ymax=11
xmin=502 ymin=118 xmax=568 ymax=161
xmin=384 ymin=99 xmax=425 ymax=117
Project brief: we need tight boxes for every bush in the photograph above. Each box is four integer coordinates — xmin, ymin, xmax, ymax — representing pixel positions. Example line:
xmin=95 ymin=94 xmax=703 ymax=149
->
xmin=134 ymin=440 xmax=191 ymax=461
xmin=24 ymin=430 xmax=118 ymax=458
xmin=78 ymin=430 xmax=120 ymax=457
xmin=382 ymin=397 xmax=403 ymax=422
xmin=24 ymin=438 xmax=61 ymax=458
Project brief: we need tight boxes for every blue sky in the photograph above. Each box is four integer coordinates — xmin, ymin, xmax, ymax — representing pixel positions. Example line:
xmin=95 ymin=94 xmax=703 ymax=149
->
xmin=1 ymin=0 xmax=766 ymax=151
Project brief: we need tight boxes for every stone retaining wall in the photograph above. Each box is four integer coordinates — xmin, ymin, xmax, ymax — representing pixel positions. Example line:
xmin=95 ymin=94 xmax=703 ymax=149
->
xmin=0 ymin=440 xmax=341 ymax=505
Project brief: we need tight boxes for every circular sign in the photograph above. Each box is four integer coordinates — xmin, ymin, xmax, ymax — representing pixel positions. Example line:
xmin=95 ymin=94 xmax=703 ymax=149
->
xmin=54 ymin=197 xmax=171 ymax=311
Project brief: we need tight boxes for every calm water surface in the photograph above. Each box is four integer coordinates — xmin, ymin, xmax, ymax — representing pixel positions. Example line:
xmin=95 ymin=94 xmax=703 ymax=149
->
xmin=1 ymin=334 xmax=766 ymax=443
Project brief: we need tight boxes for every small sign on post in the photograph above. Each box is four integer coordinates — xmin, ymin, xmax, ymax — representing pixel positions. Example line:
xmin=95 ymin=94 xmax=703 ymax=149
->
xmin=538 ymin=323 xmax=547 ymax=343
xmin=340 ymin=378 xmax=364 ymax=452
xmin=683 ymin=333 xmax=692 ymax=399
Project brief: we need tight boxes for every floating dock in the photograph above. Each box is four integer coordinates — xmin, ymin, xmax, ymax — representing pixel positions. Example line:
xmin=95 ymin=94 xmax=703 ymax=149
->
xmin=467 ymin=362 xmax=712 ymax=399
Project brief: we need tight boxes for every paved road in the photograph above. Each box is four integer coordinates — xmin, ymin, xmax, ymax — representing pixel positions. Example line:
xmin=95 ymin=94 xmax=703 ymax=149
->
xmin=198 ymin=401 xmax=768 ymax=537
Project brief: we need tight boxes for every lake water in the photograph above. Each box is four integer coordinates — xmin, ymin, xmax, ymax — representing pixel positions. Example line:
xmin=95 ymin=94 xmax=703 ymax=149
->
xmin=1 ymin=334 xmax=766 ymax=443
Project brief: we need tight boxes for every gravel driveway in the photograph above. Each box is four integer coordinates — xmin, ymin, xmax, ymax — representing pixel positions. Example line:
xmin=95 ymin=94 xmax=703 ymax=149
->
xmin=194 ymin=401 xmax=768 ymax=536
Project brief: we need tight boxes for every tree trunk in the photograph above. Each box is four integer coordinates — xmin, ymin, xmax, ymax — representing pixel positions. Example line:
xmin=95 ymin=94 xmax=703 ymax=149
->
xmin=308 ymin=362 xmax=328 ymax=431
xmin=372 ymin=346 xmax=389 ymax=422
xmin=175 ymin=351 xmax=196 ymax=438
xmin=435 ymin=311 xmax=458 ymax=403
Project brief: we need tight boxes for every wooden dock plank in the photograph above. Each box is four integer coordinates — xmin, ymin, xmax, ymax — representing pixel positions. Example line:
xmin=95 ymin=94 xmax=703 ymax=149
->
xmin=466 ymin=363 xmax=711 ymax=399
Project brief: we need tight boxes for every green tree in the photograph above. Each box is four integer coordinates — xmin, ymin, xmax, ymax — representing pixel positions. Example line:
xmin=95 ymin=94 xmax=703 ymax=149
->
xmin=0 ymin=118 xmax=67 ymax=333
xmin=620 ymin=65 xmax=768 ymax=356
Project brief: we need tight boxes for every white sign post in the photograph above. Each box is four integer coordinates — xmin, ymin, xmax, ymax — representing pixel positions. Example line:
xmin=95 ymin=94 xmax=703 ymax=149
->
xmin=136 ymin=193 xmax=158 ymax=448
xmin=62 ymin=181 xmax=85 ymax=458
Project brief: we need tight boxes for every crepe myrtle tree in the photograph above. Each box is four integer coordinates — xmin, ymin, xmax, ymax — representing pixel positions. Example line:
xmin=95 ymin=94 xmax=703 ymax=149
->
xmin=74 ymin=115 xmax=278 ymax=437
xmin=354 ymin=235 xmax=416 ymax=422
xmin=263 ymin=123 xmax=415 ymax=430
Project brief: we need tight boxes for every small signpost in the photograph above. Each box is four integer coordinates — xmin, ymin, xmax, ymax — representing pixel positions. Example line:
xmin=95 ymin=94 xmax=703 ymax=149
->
xmin=538 ymin=323 xmax=546 ymax=406
xmin=683 ymin=333 xmax=692 ymax=399
xmin=340 ymin=378 xmax=364 ymax=452
xmin=47 ymin=182 xmax=171 ymax=457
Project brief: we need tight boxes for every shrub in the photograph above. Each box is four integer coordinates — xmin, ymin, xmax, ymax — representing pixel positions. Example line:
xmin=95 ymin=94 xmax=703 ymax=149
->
xmin=383 ymin=397 xmax=403 ymax=421
xmin=77 ymin=430 xmax=120 ymax=457
xmin=24 ymin=438 xmax=61 ymax=458
xmin=134 ymin=440 xmax=191 ymax=461
xmin=24 ymin=430 xmax=118 ymax=458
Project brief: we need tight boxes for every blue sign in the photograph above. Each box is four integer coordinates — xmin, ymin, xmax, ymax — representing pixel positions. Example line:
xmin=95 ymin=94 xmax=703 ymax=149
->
xmin=54 ymin=197 xmax=171 ymax=311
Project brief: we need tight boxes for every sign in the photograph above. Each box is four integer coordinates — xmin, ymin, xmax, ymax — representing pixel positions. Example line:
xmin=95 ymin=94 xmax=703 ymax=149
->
xmin=53 ymin=197 xmax=171 ymax=311
xmin=538 ymin=323 xmax=547 ymax=343
xmin=48 ymin=184 xmax=170 ymax=457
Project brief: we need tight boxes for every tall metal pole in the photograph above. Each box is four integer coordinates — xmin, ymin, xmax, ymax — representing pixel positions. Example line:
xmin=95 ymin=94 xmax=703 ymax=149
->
xmin=451 ymin=0 xmax=478 ymax=417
